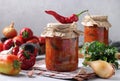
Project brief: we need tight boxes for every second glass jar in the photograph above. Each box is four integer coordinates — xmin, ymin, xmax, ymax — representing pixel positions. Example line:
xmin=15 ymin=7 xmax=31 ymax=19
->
xmin=82 ymin=15 xmax=111 ymax=45
xmin=84 ymin=25 xmax=108 ymax=45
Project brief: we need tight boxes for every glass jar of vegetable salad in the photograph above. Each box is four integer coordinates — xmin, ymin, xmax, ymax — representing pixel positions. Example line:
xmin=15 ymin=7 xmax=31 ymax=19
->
xmin=81 ymin=15 xmax=111 ymax=45
xmin=41 ymin=22 xmax=82 ymax=72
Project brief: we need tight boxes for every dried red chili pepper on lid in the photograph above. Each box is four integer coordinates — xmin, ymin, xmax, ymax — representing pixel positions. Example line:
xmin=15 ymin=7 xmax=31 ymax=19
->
xmin=45 ymin=10 xmax=66 ymax=23
xmin=45 ymin=10 xmax=88 ymax=24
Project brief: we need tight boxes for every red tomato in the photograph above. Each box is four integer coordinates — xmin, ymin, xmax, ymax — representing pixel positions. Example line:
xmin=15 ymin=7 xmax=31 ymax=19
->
xmin=0 ymin=42 xmax=3 ymax=52
xmin=39 ymin=36 xmax=45 ymax=45
xmin=19 ymin=43 xmax=38 ymax=57
xmin=12 ymin=46 xmax=19 ymax=55
xmin=17 ymin=50 xmax=36 ymax=70
xmin=27 ymin=36 xmax=39 ymax=44
xmin=27 ymin=38 xmax=39 ymax=44
xmin=13 ymin=36 xmax=24 ymax=46
xmin=3 ymin=39 xmax=14 ymax=50
xmin=20 ymin=27 xmax=33 ymax=41
xmin=31 ymin=36 xmax=39 ymax=41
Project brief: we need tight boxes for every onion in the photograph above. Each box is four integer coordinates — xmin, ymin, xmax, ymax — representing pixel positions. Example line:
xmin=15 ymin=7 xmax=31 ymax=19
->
xmin=2 ymin=22 xmax=17 ymax=38
xmin=87 ymin=60 xmax=115 ymax=79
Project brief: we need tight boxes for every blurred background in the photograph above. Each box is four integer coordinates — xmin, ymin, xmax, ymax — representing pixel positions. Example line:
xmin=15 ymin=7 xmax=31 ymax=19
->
xmin=0 ymin=0 xmax=120 ymax=44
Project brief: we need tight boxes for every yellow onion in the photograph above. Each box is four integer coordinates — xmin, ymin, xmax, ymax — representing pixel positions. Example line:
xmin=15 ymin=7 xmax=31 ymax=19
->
xmin=2 ymin=22 xmax=17 ymax=38
xmin=87 ymin=60 xmax=115 ymax=79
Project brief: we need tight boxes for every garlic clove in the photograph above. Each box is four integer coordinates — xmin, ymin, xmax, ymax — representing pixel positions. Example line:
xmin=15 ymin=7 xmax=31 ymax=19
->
xmin=87 ymin=60 xmax=115 ymax=79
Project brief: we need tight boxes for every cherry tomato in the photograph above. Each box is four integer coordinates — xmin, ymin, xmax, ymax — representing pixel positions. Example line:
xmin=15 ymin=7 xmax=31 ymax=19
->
xmin=3 ymin=39 xmax=14 ymax=50
xmin=17 ymin=50 xmax=36 ymax=70
xmin=13 ymin=36 xmax=24 ymax=46
xmin=20 ymin=27 xmax=33 ymax=41
xmin=27 ymin=36 xmax=39 ymax=44
xmin=12 ymin=46 xmax=19 ymax=55
xmin=39 ymin=36 xmax=45 ymax=45
xmin=0 ymin=42 xmax=3 ymax=52
xmin=20 ymin=43 xmax=37 ymax=57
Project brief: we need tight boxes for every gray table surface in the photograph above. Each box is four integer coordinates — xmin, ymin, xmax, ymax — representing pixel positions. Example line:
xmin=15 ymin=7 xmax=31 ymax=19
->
xmin=0 ymin=55 xmax=120 ymax=81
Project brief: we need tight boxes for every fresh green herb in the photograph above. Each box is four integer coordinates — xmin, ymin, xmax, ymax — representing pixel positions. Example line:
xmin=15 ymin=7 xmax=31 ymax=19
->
xmin=81 ymin=41 xmax=119 ymax=69
xmin=80 ymin=42 xmax=90 ymax=54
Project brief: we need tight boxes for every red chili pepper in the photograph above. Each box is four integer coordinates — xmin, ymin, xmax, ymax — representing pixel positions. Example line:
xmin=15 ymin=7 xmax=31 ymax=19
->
xmin=45 ymin=10 xmax=88 ymax=24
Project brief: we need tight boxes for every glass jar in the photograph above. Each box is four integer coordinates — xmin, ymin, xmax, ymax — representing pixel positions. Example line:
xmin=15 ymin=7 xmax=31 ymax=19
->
xmin=41 ymin=22 xmax=82 ymax=71
xmin=81 ymin=15 xmax=111 ymax=45
xmin=84 ymin=25 xmax=108 ymax=44
xmin=46 ymin=37 xmax=78 ymax=71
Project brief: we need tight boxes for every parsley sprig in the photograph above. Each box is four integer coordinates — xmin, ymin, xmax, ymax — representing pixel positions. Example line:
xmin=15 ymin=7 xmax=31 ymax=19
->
xmin=81 ymin=41 xmax=119 ymax=69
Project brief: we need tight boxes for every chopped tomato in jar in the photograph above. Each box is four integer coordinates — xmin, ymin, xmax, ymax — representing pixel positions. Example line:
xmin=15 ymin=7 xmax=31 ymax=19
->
xmin=82 ymin=15 xmax=111 ymax=45
xmin=84 ymin=25 xmax=109 ymax=45
xmin=45 ymin=37 xmax=78 ymax=72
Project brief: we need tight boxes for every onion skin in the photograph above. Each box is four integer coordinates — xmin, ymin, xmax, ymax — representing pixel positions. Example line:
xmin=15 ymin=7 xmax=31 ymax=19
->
xmin=2 ymin=22 xmax=17 ymax=38
xmin=87 ymin=60 xmax=115 ymax=79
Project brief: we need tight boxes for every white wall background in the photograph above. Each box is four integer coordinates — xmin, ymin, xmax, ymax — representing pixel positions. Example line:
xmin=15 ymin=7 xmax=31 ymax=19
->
xmin=0 ymin=0 xmax=120 ymax=42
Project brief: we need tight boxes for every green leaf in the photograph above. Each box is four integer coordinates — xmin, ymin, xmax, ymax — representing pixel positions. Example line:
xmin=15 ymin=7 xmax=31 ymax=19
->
xmin=13 ymin=60 xmax=21 ymax=69
xmin=23 ymin=51 xmax=30 ymax=59
xmin=22 ymin=31 xmax=29 ymax=38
